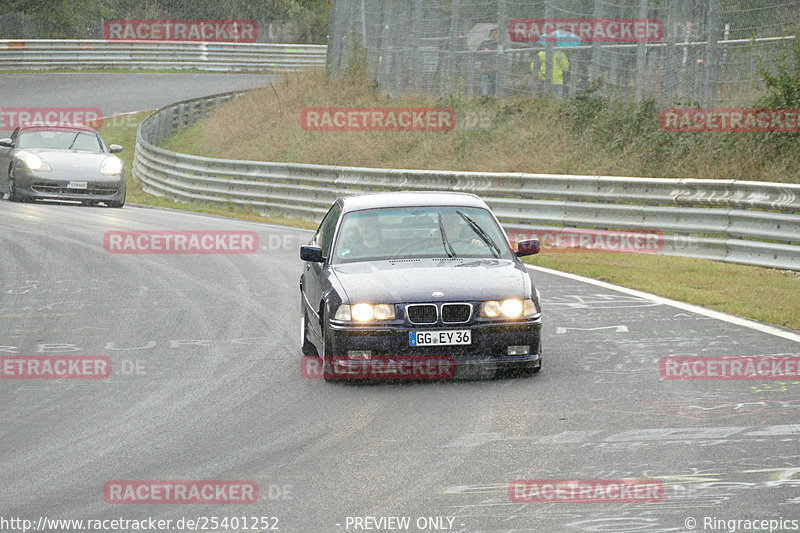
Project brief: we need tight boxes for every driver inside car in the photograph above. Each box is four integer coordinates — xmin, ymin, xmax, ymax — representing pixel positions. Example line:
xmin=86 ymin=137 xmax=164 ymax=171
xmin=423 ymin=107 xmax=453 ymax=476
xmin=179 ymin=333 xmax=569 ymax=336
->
xmin=338 ymin=212 xmax=384 ymax=258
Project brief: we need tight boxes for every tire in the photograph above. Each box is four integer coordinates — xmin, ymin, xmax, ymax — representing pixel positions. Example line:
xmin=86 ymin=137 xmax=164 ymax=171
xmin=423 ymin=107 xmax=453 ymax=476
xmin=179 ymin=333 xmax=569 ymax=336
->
xmin=319 ymin=309 xmax=337 ymax=382
xmin=7 ymin=167 xmax=19 ymax=202
xmin=300 ymin=298 xmax=317 ymax=357
xmin=107 ymin=199 xmax=125 ymax=208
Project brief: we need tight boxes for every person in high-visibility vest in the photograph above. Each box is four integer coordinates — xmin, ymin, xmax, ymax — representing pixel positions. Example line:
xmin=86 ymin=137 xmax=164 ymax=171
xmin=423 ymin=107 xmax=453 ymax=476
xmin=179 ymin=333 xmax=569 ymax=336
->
xmin=537 ymin=50 xmax=569 ymax=98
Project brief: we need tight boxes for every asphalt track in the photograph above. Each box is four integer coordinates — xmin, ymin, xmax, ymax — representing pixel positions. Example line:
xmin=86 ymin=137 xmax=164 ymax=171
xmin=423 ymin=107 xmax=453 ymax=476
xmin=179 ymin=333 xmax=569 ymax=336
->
xmin=0 ymin=73 xmax=274 ymax=135
xmin=1 ymin=74 xmax=800 ymax=533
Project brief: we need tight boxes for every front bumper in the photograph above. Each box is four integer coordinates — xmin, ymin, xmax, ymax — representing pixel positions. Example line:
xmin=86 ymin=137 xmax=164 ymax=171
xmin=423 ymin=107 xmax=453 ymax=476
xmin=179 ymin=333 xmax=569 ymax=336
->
xmin=326 ymin=317 xmax=542 ymax=379
xmin=14 ymin=168 xmax=125 ymax=203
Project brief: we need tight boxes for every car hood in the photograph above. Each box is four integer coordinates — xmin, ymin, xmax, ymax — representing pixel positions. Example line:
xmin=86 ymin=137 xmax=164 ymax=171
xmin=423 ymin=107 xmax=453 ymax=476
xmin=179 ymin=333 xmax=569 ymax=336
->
xmin=331 ymin=258 xmax=529 ymax=303
xmin=24 ymin=149 xmax=111 ymax=171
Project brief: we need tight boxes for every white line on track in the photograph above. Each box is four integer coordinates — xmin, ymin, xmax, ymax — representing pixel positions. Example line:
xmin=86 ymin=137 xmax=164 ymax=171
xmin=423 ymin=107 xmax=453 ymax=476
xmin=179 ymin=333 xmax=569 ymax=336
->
xmin=527 ymin=264 xmax=800 ymax=344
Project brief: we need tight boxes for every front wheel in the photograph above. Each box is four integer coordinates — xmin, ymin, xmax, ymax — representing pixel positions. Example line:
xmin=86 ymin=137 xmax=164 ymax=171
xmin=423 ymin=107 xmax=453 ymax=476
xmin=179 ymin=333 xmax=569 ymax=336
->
xmin=7 ymin=167 xmax=19 ymax=202
xmin=300 ymin=299 xmax=317 ymax=356
xmin=107 ymin=199 xmax=125 ymax=208
xmin=319 ymin=309 xmax=337 ymax=382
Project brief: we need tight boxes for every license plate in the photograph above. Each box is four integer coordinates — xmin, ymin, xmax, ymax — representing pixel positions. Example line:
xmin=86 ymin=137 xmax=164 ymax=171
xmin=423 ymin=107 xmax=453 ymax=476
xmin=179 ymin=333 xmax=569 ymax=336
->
xmin=67 ymin=181 xmax=88 ymax=189
xmin=410 ymin=330 xmax=471 ymax=346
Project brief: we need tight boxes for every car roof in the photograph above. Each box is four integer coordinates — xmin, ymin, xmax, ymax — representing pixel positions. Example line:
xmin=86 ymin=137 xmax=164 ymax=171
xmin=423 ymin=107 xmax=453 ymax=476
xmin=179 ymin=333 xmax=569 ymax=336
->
xmin=339 ymin=191 xmax=487 ymax=213
xmin=18 ymin=123 xmax=97 ymax=133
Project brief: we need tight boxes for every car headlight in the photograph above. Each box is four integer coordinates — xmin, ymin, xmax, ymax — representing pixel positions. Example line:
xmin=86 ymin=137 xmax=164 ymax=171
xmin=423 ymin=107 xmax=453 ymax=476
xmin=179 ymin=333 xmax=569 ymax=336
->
xmin=18 ymin=151 xmax=52 ymax=172
xmin=480 ymin=298 xmax=537 ymax=318
xmin=100 ymin=156 xmax=123 ymax=176
xmin=334 ymin=303 xmax=396 ymax=322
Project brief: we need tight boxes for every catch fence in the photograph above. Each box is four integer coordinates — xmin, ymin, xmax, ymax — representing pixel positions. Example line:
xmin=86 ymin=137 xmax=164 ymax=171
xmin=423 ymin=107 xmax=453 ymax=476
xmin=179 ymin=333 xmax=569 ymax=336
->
xmin=328 ymin=0 xmax=799 ymax=104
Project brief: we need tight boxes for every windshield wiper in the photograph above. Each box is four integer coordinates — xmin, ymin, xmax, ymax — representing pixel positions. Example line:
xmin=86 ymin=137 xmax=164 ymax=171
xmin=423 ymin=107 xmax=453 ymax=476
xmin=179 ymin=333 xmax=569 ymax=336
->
xmin=457 ymin=211 xmax=501 ymax=258
xmin=67 ymin=132 xmax=81 ymax=150
xmin=437 ymin=210 xmax=457 ymax=258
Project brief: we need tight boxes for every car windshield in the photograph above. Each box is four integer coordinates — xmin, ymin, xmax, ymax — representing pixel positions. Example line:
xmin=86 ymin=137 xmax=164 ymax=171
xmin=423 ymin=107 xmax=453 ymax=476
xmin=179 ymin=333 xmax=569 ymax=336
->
xmin=18 ymin=130 xmax=103 ymax=152
xmin=332 ymin=206 xmax=512 ymax=263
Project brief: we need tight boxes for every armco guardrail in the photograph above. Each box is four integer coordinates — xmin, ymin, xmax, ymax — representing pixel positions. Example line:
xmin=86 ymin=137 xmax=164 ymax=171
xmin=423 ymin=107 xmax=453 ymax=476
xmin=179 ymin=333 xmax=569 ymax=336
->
xmin=0 ymin=40 xmax=326 ymax=71
xmin=134 ymin=92 xmax=800 ymax=271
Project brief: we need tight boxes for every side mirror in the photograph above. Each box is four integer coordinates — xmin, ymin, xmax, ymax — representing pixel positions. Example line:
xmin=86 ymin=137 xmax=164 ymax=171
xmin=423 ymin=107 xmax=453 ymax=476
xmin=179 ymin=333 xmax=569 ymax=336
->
xmin=515 ymin=239 xmax=540 ymax=257
xmin=108 ymin=144 xmax=123 ymax=153
xmin=300 ymin=245 xmax=325 ymax=263
xmin=0 ymin=138 xmax=13 ymax=148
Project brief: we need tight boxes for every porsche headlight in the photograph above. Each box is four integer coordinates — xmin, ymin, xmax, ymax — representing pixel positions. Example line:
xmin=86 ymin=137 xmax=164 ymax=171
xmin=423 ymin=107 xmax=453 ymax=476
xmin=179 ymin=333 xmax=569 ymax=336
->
xmin=334 ymin=303 xmax=396 ymax=322
xmin=18 ymin=151 xmax=51 ymax=172
xmin=480 ymin=298 xmax=537 ymax=318
xmin=100 ymin=156 xmax=123 ymax=176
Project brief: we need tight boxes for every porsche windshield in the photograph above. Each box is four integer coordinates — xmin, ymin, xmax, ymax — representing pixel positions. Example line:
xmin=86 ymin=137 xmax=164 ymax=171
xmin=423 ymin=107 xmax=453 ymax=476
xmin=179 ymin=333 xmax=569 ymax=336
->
xmin=18 ymin=130 xmax=103 ymax=152
xmin=332 ymin=206 xmax=511 ymax=263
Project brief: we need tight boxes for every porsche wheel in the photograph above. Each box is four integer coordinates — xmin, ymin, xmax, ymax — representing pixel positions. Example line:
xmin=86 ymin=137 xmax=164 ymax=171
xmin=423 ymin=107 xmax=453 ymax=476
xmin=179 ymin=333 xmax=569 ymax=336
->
xmin=7 ymin=167 xmax=19 ymax=202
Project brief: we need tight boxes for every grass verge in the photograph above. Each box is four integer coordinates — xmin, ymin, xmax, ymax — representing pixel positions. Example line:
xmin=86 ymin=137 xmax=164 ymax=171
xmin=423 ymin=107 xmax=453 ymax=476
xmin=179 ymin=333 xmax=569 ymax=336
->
xmin=526 ymin=252 xmax=800 ymax=331
xmin=163 ymin=69 xmax=800 ymax=183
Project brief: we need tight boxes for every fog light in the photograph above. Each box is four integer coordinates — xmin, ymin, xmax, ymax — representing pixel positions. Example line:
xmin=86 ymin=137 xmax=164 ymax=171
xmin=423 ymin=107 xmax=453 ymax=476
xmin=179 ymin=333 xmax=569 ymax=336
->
xmin=347 ymin=350 xmax=372 ymax=360
xmin=507 ymin=345 xmax=529 ymax=356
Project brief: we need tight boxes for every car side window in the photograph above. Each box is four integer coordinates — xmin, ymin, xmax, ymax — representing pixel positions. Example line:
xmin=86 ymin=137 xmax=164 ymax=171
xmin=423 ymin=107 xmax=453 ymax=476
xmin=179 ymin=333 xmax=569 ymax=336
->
xmin=316 ymin=203 xmax=342 ymax=258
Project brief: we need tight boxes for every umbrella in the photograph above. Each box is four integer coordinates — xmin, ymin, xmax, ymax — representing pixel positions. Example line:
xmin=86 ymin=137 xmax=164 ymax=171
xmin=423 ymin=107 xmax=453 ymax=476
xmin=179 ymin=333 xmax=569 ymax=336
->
xmin=465 ymin=23 xmax=498 ymax=51
xmin=538 ymin=30 xmax=581 ymax=47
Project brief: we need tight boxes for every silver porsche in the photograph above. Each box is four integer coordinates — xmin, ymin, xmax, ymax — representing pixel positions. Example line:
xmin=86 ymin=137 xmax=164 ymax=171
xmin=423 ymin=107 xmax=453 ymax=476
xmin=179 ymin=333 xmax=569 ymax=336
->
xmin=0 ymin=123 xmax=126 ymax=207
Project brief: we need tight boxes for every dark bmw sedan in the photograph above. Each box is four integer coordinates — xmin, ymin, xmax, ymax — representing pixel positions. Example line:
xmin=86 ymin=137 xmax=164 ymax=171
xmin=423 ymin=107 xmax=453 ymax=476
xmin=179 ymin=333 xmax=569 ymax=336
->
xmin=0 ymin=123 xmax=125 ymax=207
xmin=299 ymin=192 xmax=543 ymax=381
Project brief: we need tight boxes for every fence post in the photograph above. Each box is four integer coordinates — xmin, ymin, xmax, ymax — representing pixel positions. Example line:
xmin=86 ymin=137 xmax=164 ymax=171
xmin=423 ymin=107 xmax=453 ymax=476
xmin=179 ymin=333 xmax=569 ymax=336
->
xmin=496 ymin=0 xmax=506 ymax=98
xmin=635 ymin=0 xmax=648 ymax=104
xmin=411 ymin=0 xmax=424 ymax=94
xmin=325 ymin=0 xmax=341 ymax=78
xmin=543 ymin=0 xmax=553 ymax=97
xmin=389 ymin=1 xmax=404 ymax=95
xmin=703 ymin=0 xmax=722 ymax=105
xmin=375 ymin=0 xmax=388 ymax=88
xmin=447 ymin=0 xmax=460 ymax=94
xmin=590 ymin=0 xmax=603 ymax=83
xmin=664 ymin=0 xmax=678 ymax=105
xmin=360 ymin=0 xmax=367 ymax=48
